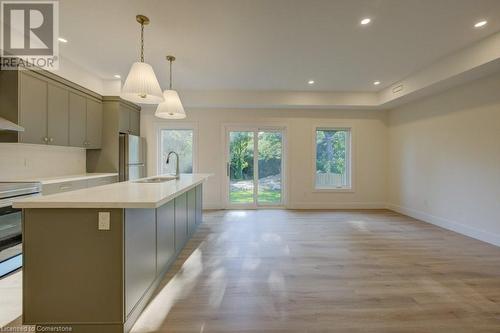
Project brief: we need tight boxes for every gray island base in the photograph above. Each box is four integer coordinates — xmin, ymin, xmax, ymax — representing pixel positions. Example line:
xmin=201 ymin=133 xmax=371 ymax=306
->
xmin=15 ymin=174 xmax=209 ymax=333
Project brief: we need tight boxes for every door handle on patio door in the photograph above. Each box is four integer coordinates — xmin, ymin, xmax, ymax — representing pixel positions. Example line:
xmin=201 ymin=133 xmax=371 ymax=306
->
xmin=226 ymin=162 xmax=230 ymax=177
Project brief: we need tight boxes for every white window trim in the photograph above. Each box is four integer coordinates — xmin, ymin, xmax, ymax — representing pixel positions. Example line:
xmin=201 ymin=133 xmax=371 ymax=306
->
xmin=155 ymin=122 xmax=199 ymax=176
xmin=312 ymin=123 xmax=356 ymax=193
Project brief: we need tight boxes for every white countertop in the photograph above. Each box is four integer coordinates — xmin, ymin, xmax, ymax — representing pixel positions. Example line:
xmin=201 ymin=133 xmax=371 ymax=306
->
xmin=13 ymin=174 xmax=210 ymax=209
xmin=3 ymin=173 xmax=118 ymax=185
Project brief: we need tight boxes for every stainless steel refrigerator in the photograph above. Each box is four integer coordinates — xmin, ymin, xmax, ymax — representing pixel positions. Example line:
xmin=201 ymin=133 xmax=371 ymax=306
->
xmin=119 ymin=133 xmax=146 ymax=181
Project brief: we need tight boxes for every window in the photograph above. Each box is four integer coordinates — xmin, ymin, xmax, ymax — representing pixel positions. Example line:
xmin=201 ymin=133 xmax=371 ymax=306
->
xmin=159 ymin=129 xmax=194 ymax=175
xmin=315 ymin=128 xmax=351 ymax=189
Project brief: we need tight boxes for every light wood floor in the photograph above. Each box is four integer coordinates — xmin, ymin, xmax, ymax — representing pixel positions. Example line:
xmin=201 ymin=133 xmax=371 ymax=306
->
xmin=130 ymin=209 xmax=500 ymax=333
xmin=4 ymin=210 xmax=500 ymax=332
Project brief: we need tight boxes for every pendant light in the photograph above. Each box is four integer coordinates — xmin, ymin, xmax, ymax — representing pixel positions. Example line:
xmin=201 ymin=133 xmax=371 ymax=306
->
xmin=121 ymin=15 xmax=164 ymax=104
xmin=155 ymin=55 xmax=186 ymax=119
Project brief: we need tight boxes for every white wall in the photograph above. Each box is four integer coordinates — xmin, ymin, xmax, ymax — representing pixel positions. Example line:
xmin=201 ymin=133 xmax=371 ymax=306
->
xmin=50 ymin=55 xmax=121 ymax=96
xmin=141 ymin=107 xmax=388 ymax=209
xmin=388 ymin=72 xmax=500 ymax=246
xmin=0 ymin=143 xmax=86 ymax=180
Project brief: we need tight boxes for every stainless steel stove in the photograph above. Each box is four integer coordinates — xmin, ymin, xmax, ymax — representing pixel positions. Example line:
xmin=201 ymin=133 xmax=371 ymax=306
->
xmin=0 ymin=182 xmax=41 ymax=277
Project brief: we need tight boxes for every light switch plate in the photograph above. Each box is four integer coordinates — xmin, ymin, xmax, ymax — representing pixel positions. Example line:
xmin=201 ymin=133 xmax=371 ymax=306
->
xmin=98 ymin=212 xmax=110 ymax=230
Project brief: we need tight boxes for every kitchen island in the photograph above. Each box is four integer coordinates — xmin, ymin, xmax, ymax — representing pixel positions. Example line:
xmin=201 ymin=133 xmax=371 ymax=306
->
xmin=13 ymin=174 xmax=210 ymax=333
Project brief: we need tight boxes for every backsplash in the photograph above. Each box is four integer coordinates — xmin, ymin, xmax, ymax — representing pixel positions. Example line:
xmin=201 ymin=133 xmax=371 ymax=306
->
xmin=0 ymin=143 xmax=86 ymax=180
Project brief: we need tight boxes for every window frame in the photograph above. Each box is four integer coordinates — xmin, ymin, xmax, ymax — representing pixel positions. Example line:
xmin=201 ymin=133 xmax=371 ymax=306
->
xmin=312 ymin=124 xmax=355 ymax=193
xmin=222 ymin=122 xmax=289 ymax=208
xmin=156 ymin=122 xmax=198 ymax=176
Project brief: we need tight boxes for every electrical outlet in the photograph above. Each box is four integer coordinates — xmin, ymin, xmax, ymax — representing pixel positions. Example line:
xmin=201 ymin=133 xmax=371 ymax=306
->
xmin=98 ymin=212 xmax=110 ymax=230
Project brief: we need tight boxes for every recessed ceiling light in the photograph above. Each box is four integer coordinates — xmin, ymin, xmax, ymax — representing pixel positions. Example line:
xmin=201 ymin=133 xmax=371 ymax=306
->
xmin=360 ymin=18 xmax=371 ymax=25
xmin=373 ymin=81 xmax=381 ymax=85
xmin=308 ymin=80 xmax=315 ymax=85
xmin=114 ymin=74 xmax=121 ymax=79
xmin=58 ymin=37 xmax=68 ymax=43
xmin=474 ymin=20 xmax=487 ymax=28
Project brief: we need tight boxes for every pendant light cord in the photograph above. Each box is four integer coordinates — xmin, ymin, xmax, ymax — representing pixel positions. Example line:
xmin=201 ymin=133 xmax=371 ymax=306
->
xmin=140 ymin=23 xmax=144 ymax=62
xmin=169 ymin=58 xmax=173 ymax=89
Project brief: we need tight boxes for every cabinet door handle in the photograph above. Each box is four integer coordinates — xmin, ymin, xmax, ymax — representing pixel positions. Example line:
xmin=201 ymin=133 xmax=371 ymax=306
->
xmin=59 ymin=185 xmax=72 ymax=190
xmin=49 ymin=137 xmax=54 ymax=143
xmin=42 ymin=137 xmax=48 ymax=143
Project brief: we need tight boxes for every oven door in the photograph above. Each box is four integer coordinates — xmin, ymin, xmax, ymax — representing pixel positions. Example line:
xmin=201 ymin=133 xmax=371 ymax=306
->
xmin=0 ymin=206 xmax=21 ymax=247
xmin=0 ymin=205 xmax=22 ymax=277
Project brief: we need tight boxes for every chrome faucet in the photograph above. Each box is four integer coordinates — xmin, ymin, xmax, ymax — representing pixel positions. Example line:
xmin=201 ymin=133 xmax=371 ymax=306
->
xmin=166 ymin=151 xmax=180 ymax=179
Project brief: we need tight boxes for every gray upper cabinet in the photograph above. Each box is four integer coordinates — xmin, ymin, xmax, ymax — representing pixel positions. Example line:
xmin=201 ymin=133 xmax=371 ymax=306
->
xmin=86 ymin=99 xmax=102 ymax=149
xmin=69 ymin=93 xmax=103 ymax=149
xmin=69 ymin=92 xmax=87 ymax=148
xmin=18 ymin=72 xmax=48 ymax=144
xmin=47 ymin=82 xmax=69 ymax=146
xmin=0 ymin=68 xmax=106 ymax=149
xmin=19 ymin=72 xmax=70 ymax=146
xmin=119 ymin=106 xmax=130 ymax=134
xmin=119 ymin=105 xmax=140 ymax=136
xmin=129 ymin=109 xmax=140 ymax=135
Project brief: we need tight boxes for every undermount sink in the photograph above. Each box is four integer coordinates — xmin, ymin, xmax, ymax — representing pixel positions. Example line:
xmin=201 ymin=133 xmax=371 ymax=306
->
xmin=135 ymin=176 xmax=178 ymax=183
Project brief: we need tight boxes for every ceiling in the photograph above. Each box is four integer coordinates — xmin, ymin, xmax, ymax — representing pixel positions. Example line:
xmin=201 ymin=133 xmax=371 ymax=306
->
xmin=59 ymin=0 xmax=500 ymax=92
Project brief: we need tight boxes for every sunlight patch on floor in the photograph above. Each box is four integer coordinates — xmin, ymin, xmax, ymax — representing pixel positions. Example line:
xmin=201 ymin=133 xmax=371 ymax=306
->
xmin=0 ymin=271 xmax=22 ymax=327
xmin=131 ymin=249 xmax=203 ymax=332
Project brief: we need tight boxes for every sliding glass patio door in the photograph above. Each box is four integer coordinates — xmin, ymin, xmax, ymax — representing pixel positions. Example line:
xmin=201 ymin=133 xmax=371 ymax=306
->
xmin=226 ymin=127 xmax=284 ymax=208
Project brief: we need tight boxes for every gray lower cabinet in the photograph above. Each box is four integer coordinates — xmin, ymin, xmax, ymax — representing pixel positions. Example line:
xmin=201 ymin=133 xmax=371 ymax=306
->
xmin=42 ymin=179 xmax=88 ymax=195
xmin=123 ymin=186 xmax=201 ymax=325
xmin=23 ymin=208 xmax=124 ymax=324
xmin=156 ymin=200 xmax=175 ymax=274
xmin=124 ymin=209 xmax=156 ymax=317
xmin=196 ymin=184 xmax=203 ymax=225
xmin=42 ymin=176 xmax=118 ymax=195
xmin=86 ymin=175 xmax=118 ymax=188
xmin=175 ymin=193 xmax=188 ymax=253
xmin=187 ymin=189 xmax=196 ymax=235
xmin=124 ymin=186 xmax=201 ymax=325
xmin=22 ymin=184 xmax=204 ymax=332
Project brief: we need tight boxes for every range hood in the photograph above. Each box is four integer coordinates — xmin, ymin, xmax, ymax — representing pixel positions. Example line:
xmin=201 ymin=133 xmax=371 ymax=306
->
xmin=0 ymin=117 xmax=24 ymax=132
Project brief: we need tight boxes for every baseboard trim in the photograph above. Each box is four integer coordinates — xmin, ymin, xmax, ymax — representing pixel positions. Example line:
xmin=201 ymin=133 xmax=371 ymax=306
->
xmin=203 ymin=202 xmax=224 ymax=210
xmin=288 ymin=202 xmax=387 ymax=209
xmin=203 ymin=202 xmax=386 ymax=210
xmin=387 ymin=203 xmax=500 ymax=247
